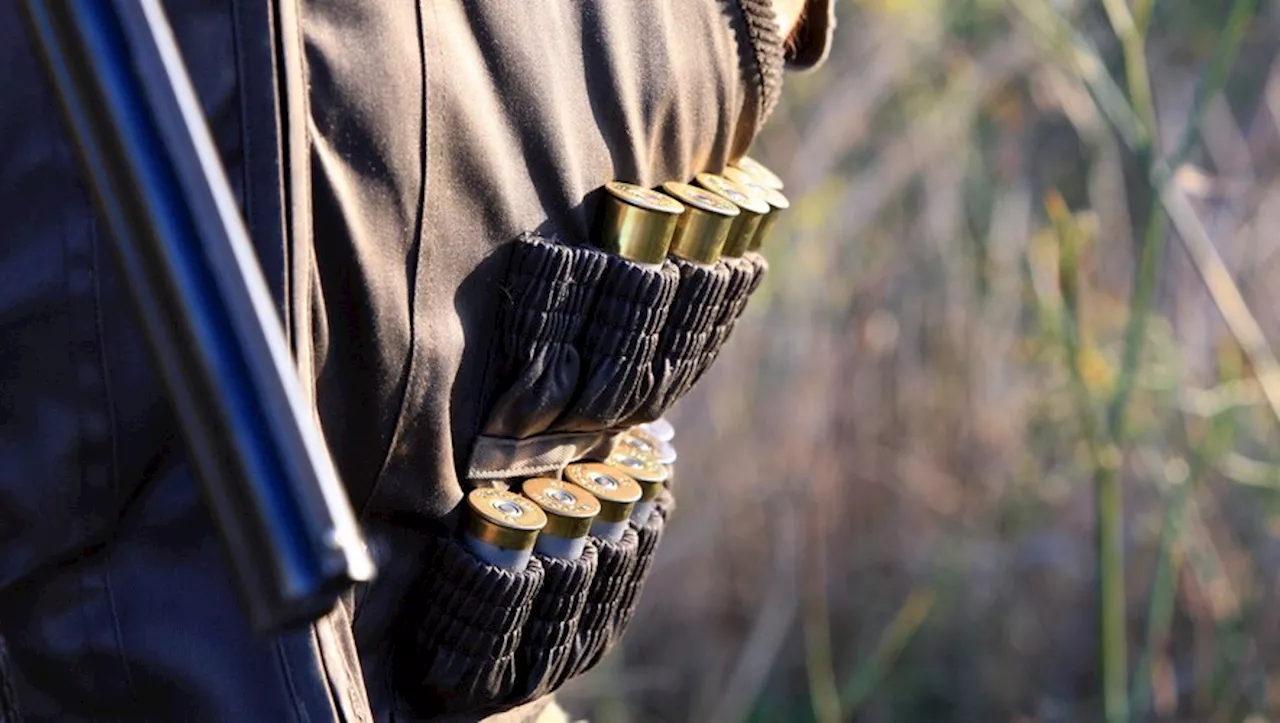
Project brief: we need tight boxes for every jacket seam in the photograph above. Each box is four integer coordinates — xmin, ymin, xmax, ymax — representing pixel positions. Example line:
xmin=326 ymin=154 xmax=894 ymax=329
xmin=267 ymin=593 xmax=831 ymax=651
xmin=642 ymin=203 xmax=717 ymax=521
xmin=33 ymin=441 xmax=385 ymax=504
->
xmin=364 ymin=0 xmax=432 ymax=516
xmin=88 ymin=216 xmax=137 ymax=703
xmin=66 ymin=161 xmax=138 ymax=707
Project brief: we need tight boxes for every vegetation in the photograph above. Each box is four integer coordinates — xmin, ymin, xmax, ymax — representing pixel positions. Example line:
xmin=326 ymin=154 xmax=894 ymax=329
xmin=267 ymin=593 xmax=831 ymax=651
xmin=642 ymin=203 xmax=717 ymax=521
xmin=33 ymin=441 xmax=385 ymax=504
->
xmin=563 ymin=1 xmax=1280 ymax=721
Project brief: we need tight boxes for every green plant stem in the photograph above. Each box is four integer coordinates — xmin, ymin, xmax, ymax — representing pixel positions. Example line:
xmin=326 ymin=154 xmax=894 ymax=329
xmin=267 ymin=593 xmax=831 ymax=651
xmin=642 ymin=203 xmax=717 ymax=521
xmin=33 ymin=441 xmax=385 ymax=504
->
xmin=1052 ymin=200 xmax=1130 ymax=723
xmin=803 ymin=527 xmax=842 ymax=723
xmin=1094 ymin=7 xmax=1160 ymax=718
xmin=1012 ymin=4 xmax=1260 ymax=721
xmin=1050 ymin=200 xmax=1104 ymax=465
xmin=1088 ymin=4 xmax=1252 ymax=719
xmin=1132 ymin=0 xmax=1154 ymax=35
xmin=1099 ymin=0 xmax=1157 ymax=140
xmin=1129 ymin=517 xmax=1178 ymax=717
xmin=838 ymin=590 xmax=935 ymax=714
xmin=1130 ymin=443 xmax=1199 ymax=715
xmin=1163 ymin=0 xmax=1259 ymax=174
xmin=1098 ymin=463 xmax=1129 ymax=723
xmin=1107 ymin=198 xmax=1166 ymax=442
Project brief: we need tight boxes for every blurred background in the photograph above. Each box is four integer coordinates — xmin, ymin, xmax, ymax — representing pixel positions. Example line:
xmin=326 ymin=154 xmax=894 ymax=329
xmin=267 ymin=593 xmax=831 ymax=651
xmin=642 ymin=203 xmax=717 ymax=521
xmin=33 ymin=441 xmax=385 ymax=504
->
xmin=562 ymin=1 xmax=1280 ymax=721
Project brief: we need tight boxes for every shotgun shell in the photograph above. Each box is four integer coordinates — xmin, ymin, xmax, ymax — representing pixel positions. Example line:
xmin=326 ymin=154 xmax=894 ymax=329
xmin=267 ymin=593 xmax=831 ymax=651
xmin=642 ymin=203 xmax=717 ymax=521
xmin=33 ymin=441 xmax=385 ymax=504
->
xmin=750 ymin=185 xmax=790 ymax=251
xmin=604 ymin=451 xmax=668 ymax=522
xmin=564 ymin=463 xmax=642 ymax=541
xmin=615 ymin=428 xmax=677 ymax=466
xmin=641 ymin=417 xmax=676 ymax=442
xmin=729 ymin=155 xmax=784 ymax=190
xmin=723 ymin=167 xmax=790 ymax=251
xmin=660 ymin=181 xmax=740 ymax=266
xmin=463 ymin=487 xmax=547 ymax=571
xmin=721 ymin=166 xmax=760 ymax=190
xmin=597 ymin=181 xmax=685 ymax=267
xmin=693 ymin=173 xmax=768 ymax=258
xmin=521 ymin=478 xmax=600 ymax=561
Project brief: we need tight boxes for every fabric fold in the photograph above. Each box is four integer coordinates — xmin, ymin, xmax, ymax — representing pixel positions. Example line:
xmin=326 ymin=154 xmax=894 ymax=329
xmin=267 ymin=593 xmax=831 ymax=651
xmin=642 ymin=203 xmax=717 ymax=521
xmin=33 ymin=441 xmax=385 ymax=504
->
xmin=466 ymin=431 xmax=613 ymax=483
xmin=483 ymin=236 xmax=609 ymax=438
xmin=551 ymin=258 xmax=680 ymax=432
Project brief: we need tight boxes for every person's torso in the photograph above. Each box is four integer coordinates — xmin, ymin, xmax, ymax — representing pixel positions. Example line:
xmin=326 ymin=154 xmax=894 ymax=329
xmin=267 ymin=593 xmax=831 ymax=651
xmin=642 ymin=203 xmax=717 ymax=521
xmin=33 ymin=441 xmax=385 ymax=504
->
xmin=302 ymin=0 xmax=783 ymax=521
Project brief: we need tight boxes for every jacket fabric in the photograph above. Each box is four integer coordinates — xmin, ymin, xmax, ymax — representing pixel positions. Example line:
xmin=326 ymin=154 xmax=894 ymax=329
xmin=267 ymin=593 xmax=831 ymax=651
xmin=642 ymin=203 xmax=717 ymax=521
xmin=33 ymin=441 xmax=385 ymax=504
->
xmin=0 ymin=0 xmax=827 ymax=719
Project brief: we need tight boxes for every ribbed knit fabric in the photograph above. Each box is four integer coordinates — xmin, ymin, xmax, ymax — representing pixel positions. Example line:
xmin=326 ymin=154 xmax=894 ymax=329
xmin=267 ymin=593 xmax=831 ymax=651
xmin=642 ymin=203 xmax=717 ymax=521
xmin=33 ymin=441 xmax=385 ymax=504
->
xmin=610 ymin=490 xmax=673 ymax=649
xmin=567 ymin=528 xmax=640 ymax=677
xmin=552 ymin=258 xmax=680 ymax=432
xmin=627 ymin=258 xmax=734 ymax=424
xmin=732 ymin=0 xmax=786 ymax=125
xmin=511 ymin=546 xmax=600 ymax=704
xmin=685 ymin=254 xmax=761 ymax=391
xmin=483 ymin=236 xmax=611 ymax=438
xmin=744 ymin=250 xmax=770 ymax=294
xmin=397 ymin=539 xmax=546 ymax=716
xmin=394 ymin=515 xmax=668 ymax=717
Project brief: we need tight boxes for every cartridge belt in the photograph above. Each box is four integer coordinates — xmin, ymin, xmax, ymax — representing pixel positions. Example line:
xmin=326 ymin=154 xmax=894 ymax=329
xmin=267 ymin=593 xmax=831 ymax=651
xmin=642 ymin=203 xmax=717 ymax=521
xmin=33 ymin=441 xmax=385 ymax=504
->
xmin=467 ymin=160 xmax=786 ymax=485
xmin=397 ymin=159 xmax=786 ymax=717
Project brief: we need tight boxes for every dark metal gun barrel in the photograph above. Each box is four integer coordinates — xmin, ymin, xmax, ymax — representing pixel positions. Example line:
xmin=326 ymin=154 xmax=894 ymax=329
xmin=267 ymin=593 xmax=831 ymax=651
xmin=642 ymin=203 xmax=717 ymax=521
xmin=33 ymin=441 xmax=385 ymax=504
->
xmin=19 ymin=0 xmax=375 ymax=631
